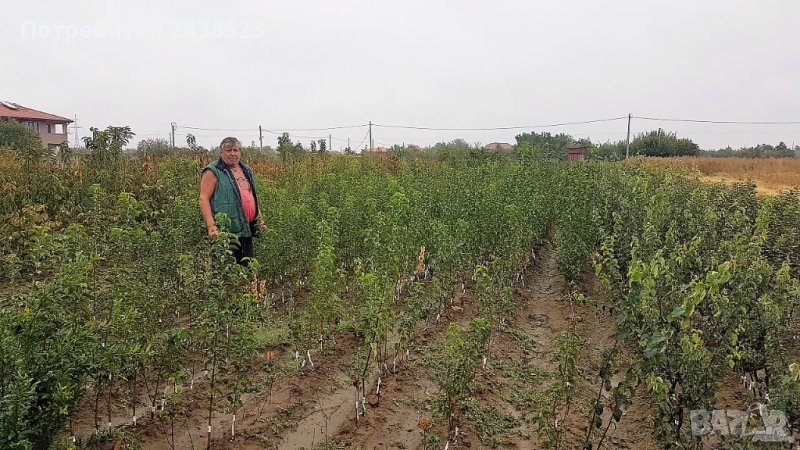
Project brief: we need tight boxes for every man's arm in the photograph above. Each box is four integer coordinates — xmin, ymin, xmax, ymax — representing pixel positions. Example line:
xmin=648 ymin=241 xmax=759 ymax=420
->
xmin=199 ymin=170 xmax=219 ymax=239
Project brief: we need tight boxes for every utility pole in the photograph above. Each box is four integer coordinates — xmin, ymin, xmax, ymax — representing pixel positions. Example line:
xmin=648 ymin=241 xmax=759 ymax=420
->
xmin=70 ymin=114 xmax=82 ymax=148
xmin=625 ymin=113 xmax=632 ymax=159
xmin=259 ymin=125 xmax=264 ymax=151
xmin=170 ymin=122 xmax=177 ymax=148
xmin=328 ymin=134 xmax=332 ymax=152
xmin=368 ymin=121 xmax=373 ymax=150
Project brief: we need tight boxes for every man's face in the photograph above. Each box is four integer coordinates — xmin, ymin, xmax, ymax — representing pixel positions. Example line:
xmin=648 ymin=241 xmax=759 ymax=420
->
xmin=221 ymin=144 xmax=241 ymax=166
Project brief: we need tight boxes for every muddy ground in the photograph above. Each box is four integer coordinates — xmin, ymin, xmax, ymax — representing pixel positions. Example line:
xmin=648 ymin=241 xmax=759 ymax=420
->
xmin=72 ymin=239 xmax=760 ymax=449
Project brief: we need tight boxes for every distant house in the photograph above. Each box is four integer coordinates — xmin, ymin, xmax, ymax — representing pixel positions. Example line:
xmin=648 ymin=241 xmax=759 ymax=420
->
xmin=484 ymin=142 xmax=513 ymax=151
xmin=567 ymin=146 xmax=588 ymax=161
xmin=0 ymin=100 xmax=72 ymax=152
xmin=366 ymin=147 xmax=388 ymax=153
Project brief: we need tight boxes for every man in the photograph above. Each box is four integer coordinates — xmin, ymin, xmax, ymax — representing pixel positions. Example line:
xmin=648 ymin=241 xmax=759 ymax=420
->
xmin=199 ymin=137 xmax=261 ymax=265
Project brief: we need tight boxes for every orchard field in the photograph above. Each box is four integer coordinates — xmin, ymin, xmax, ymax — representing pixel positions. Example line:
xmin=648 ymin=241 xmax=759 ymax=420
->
xmin=1 ymin=144 xmax=799 ymax=450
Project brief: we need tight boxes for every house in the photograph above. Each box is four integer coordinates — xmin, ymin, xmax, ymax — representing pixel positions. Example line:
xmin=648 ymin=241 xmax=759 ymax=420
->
xmin=366 ymin=147 xmax=388 ymax=153
xmin=484 ymin=142 xmax=513 ymax=151
xmin=0 ymin=100 xmax=72 ymax=152
xmin=567 ymin=146 xmax=588 ymax=161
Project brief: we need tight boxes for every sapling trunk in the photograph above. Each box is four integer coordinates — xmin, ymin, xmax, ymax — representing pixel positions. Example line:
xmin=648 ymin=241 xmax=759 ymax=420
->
xmin=584 ymin=378 xmax=605 ymax=446
xmin=189 ymin=359 xmax=195 ymax=390
xmin=595 ymin=402 xmax=618 ymax=450
xmin=150 ymin=365 xmax=164 ymax=419
xmin=354 ymin=382 xmax=360 ymax=427
xmin=383 ymin=341 xmax=389 ymax=374
xmin=253 ymin=372 xmax=275 ymax=425
xmin=107 ymin=375 xmax=113 ymax=429
xmin=171 ymin=412 xmax=176 ymax=450
xmin=361 ymin=382 xmax=366 ymax=416
xmin=94 ymin=385 xmax=101 ymax=430
xmin=131 ymin=375 xmax=137 ymax=427
xmin=231 ymin=377 xmax=240 ymax=440
xmin=207 ymin=330 xmax=219 ymax=450
xmin=557 ymin=383 xmax=577 ymax=448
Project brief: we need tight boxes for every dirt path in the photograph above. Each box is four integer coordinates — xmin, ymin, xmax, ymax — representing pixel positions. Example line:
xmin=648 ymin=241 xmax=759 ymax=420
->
xmin=330 ymin=240 xmax=658 ymax=450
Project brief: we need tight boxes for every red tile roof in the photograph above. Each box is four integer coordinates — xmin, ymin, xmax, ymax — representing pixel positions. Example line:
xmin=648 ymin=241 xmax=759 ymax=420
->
xmin=0 ymin=101 xmax=72 ymax=123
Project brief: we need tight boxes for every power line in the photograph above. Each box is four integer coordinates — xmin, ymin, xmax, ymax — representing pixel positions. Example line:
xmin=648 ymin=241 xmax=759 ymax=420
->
xmin=633 ymin=116 xmax=800 ymax=125
xmin=176 ymin=124 xmax=367 ymax=132
xmin=176 ymin=125 xmax=254 ymax=132
xmin=171 ymin=115 xmax=800 ymax=135
xmin=272 ymin=124 xmax=367 ymax=131
xmin=175 ymin=133 xmax=260 ymax=139
xmin=354 ymin=128 xmax=370 ymax=150
xmin=175 ymin=124 xmax=356 ymax=145
xmin=372 ymin=116 xmax=628 ymax=131
xmin=261 ymin=128 xmax=349 ymax=143
xmin=155 ymin=115 xmax=800 ymax=151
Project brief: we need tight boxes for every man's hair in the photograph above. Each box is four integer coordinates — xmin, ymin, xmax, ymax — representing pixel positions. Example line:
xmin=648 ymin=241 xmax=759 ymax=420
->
xmin=220 ymin=137 xmax=241 ymax=152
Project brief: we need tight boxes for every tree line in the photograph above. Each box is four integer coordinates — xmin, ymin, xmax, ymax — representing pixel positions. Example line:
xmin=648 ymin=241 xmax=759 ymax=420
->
xmin=3 ymin=120 xmax=797 ymax=165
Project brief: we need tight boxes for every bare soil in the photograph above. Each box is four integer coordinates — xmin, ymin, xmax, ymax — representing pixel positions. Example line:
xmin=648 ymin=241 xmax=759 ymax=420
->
xmin=71 ymin=239 xmax=683 ymax=449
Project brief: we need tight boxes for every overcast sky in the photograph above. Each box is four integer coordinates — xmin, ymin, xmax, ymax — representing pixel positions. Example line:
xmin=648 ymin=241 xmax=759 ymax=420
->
xmin=2 ymin=0 xmax=799 ymax=151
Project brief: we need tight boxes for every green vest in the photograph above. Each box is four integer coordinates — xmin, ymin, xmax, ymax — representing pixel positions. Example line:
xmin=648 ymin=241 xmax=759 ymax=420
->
xmin=204 ymin=159 xmax=260 ymax=238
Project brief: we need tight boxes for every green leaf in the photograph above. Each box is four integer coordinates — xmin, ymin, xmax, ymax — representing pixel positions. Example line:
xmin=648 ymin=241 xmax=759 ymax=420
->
xmin=669 ymin=305 xmax=685 ymax=319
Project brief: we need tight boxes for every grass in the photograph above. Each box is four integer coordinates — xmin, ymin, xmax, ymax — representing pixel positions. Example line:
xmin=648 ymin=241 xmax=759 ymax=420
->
xmin=498 ymin=323 xmax=540 ymax=356
xmin=490 ymin=357 xmax=548 ymax=384
xmin=463 ymin=397 xmax=520 ymax=448
xmin=632 ymin=156 xmax=800 ymax=195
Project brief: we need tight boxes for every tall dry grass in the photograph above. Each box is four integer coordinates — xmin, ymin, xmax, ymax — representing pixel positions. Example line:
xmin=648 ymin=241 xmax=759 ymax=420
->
xmin=633 ymin=156 xmax=800 ymax=195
